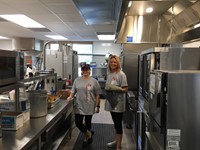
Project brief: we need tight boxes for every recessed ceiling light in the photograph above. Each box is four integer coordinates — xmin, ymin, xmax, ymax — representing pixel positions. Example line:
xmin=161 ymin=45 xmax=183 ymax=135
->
xmin=45 ymin=35 xmax=68 ymax=40
xmin=0 ymin=36 xmax=9 ymax=39
xmin=0 ymin=14 xmax=45 ymax=28
xmin=146 ymin=7 xmax=153 ymax=13
xmin=97 ymin=34 xmax=115 ymax=41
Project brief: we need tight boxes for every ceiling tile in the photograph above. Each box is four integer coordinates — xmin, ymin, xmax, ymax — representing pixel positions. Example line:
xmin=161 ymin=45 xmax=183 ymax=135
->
xmin=30 ymin=14 xmax=62 ymax=24
xmin=45 ymin=3 xmax=78 ymax=15
xmin=57 ymin=14 xmax=84 ymax=22
xmin=0 ymin=0 xmax=120 ymax=41
xmin=66 ymin=22 xmax=92 ymax=31
xmin=40 ymin=0 xmax=73 ymax=3
xmin=10 ymin=4 xmax=52 ymax=15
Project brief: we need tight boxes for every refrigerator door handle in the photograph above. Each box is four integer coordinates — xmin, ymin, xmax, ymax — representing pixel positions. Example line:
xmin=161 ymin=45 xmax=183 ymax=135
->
xmin=156 ymin=93 xmax=161 ymax=107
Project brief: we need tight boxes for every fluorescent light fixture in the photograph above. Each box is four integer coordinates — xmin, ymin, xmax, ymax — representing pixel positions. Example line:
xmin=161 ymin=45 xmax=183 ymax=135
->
xmin=128 ymin=1 xmax=132 ymax=8
xmin=45 ymin=35 xmax=68 ymax=40
xmin=146 ymin=7 xmax=153 ymax=13
xmin=0 ymin=36 xmax=9 ymax=39
xmin=0 ymin=14 xmax=45 ymax=28
xmin=101 ymin=43 xmax=111 ymax=46
xmin=137 ymin=16 xmax=143 ymax=42
xmin=194 ymin=23 xmax=200 ymax=28
xmin=97 ymin=34 xmax=115 ymax=41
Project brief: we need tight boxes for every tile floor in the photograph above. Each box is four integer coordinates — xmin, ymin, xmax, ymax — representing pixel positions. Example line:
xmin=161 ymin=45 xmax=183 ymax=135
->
xmin=59 ymin=99 xmax=136 ymax=150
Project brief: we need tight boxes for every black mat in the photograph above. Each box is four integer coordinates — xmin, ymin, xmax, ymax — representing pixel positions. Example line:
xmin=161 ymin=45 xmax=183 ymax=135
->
xmin=73 ymin=123 xmax=116 ymax=150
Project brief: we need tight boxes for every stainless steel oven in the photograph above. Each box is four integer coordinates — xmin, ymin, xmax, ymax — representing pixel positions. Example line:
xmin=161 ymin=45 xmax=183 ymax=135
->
xmin=0 ymin=50 xmax=24 ymax=86
xmin=142 ymin=53 xmax=157 ymax=100
xmin=138 ymin=55 xmax=143 ymax=95
xmin=148 ymin=70 xmax=200 ymax=150
xmin=136 ymin=110 xmax=151 ymax=150
xmin=149 ymin=72 xmax=166 ymax=128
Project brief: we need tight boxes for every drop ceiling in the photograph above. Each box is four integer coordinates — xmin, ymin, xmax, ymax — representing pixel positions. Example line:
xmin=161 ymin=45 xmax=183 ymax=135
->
xmin=0 ymin=0 xmax=121 ymax=42
xmin=0 ymin=0 xmax=199 ymax=43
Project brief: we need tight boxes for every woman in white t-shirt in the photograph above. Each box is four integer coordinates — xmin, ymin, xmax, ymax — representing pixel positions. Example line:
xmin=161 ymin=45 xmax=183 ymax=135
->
xmin=67 ymin=64 xmax=101 ymax=147
xmin=105 ymin=55 xmax=128 ymax=150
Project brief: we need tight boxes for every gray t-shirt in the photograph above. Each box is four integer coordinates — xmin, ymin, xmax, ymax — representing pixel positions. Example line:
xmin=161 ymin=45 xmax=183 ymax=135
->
xmin=71 ymin=77 xmax=101 ymax=115
xmin=104 ymin=70 xmax=128 ymax=112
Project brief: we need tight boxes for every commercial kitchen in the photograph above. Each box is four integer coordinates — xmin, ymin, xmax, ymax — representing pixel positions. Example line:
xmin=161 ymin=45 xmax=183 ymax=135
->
xmin=0 ymin=0 xmax=200 ymax=150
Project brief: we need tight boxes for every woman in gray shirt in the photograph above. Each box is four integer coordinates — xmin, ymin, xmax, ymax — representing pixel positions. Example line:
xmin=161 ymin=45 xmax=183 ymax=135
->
xmin=105 ymin=55 xmax=128 ymax=150
xmin=67 ymin=64 xmax=101 ymax=147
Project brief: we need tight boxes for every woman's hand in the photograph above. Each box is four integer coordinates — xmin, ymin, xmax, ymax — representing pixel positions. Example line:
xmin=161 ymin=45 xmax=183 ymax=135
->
xmin=121 ymin=87 xmax=128 ymax=92
xmin=95 ymin=107 xmax=100 ymax=113
xmin=67 ymin=96 xmax=73 ymax=102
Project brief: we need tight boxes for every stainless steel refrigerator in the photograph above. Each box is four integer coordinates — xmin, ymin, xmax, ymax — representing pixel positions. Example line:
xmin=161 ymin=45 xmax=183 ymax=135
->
xmin=46 ymin=50 xmax=78 ymax=83
xmin=147 ymin=70 xmax=200 ymax=150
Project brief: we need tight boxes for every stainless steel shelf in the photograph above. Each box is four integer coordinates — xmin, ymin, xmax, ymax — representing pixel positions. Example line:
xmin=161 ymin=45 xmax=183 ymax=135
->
xmin=0 ymin=83 xmax=19 ymax=93
xmin=20 ymin=73 xmax=57 ymax=83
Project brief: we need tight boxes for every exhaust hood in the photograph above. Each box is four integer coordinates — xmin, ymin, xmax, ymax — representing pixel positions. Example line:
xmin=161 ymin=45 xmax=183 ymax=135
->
xmin=116 ymin=0 xmax=200 ymax=44
xmin=12 ymin=37 xmax=42 ymax=51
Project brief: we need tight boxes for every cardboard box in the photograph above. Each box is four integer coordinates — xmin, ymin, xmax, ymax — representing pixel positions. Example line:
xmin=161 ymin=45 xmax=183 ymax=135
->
xmin=0 ymin=100 xmax=30 ymax=112
xmin=20 ymin=99 xmax=30 ymax=111
xmin=22 ymin=109 xmax=30 ymax=123
xmin=0 ymin=101 xmax=15 ymax=112
xmin=1 ymin=112 xmax=23 ymax=130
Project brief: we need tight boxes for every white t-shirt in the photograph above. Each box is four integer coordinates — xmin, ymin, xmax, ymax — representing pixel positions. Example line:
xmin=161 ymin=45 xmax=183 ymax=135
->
xmin=71 ymin=76 xmax=101 ymax=115
xmin=104 ymin=70 xmax=128 ymax=112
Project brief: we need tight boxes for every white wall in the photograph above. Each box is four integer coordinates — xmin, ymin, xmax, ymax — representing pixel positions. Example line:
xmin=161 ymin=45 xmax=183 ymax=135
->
xmin=0 ymin=40 xmax=12 ymax=50
xmin=92 ymin=41 xmax=122 ymax=67
xmin=183 ymin=40 xmax=200 ymax=48
xmin=93 ymin=41 xmax=122 ymax=55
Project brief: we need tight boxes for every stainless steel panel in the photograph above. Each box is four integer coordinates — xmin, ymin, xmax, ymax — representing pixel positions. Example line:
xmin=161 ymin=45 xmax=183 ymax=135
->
xmin=122 ymin=53 xmax=139 ymax=92
xmin=117 ymin=1 xmax=200 ymax=43
xmin=167 ymin=71 xmax=200 ymax=150
xmin=160 ymin=48 xmax=200 ymax=70
xmin=73 ymin=0 xmax=121 ymax=25
xmin=64 ymin=52 xmax=78 ymax=83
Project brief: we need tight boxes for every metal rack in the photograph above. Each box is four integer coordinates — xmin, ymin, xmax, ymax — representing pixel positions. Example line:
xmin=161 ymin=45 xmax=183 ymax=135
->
xmin=0 ymin=73 xmax=57 ymax=112
xmin=0 ymin=73 xmax=74 ymax=150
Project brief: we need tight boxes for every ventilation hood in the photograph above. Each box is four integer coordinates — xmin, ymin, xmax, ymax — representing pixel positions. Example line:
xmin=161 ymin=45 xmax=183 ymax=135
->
xmin=116 ymin=0 xmax=200 ymax=44
xmin=12 ymin=37 xmax=42 ymax=51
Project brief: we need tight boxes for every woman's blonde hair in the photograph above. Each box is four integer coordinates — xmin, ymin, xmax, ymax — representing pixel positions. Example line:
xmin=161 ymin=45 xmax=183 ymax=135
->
xmin=107 ymin=55 xmax=121 ymax=73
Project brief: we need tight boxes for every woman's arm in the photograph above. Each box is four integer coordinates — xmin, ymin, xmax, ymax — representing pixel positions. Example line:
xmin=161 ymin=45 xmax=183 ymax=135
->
xmin=95 ymin=94 xmax=101 ymax=113
xmin=96 ymin=94 xmax=100 ymax=107
xmin=121 ymin=86 xmax=128 ymax=92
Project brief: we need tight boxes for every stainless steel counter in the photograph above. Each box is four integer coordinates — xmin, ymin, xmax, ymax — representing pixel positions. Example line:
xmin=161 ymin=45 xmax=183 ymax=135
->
xmin=0 ymin=100 xmax=73 ymax=150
